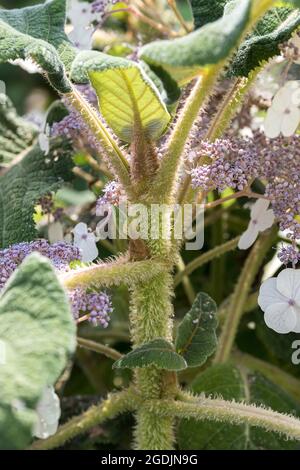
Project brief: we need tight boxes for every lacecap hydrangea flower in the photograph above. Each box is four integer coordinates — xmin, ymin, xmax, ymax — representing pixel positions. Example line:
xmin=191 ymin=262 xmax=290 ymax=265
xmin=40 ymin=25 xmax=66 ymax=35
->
xmin=258 ymin=268 xmax=300 ymax=334
xmin=238 ymin=199 xmax=275 ymax=250
xmin=264 ymin=81 xmax=300 ymax=138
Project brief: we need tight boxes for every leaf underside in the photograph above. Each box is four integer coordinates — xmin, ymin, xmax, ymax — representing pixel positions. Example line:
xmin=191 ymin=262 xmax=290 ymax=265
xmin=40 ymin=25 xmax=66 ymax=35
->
xmin=0 ymin=0 xmax=74 ymax=92
xmin=71 ymin=51 xmax=170 ymax=142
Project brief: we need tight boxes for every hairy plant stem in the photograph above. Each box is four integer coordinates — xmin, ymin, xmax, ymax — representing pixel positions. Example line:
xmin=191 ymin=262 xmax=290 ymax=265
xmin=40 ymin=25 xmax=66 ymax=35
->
xmin=66 ymin=85 xmax=132 ymax=194
xmin=60 ymin=257 xmax=167 ymax=290
xmin=128 ymin=235 xmax=178 ymax=449
xmin=30 ymin=389 xmax=137 ymax=450
xmin=131 ymin=267 xmax=177 ymax=449
xmin=153 ymin=393 xmax=300 ymax=442
xmin=214 ymin=227 xmax=277 ymax=364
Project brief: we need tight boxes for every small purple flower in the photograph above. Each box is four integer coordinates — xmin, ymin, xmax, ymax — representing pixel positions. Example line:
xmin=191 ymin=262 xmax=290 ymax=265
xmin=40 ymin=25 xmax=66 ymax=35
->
xmin=0 ymin=240 xmax=112 ymax=327
xmin=68 ymin=288 xmax=112 ymax=326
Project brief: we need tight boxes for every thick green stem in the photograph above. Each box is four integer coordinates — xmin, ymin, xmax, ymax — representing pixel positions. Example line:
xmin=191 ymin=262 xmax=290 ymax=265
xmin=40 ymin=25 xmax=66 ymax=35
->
xmin=214 ymin=227 xmax=277 ymax=364
xmin=67 ymin=85 xmax=132 ymax=194
xmin=130 ymin=270 xmax=176 ymax=450
xmin=61 ymin=257 xmax=167 ymax=290
xmin=30 ymin=390 xmax=136 ymax=450
xmin=153 ymin=394 xmax=300 ymax=442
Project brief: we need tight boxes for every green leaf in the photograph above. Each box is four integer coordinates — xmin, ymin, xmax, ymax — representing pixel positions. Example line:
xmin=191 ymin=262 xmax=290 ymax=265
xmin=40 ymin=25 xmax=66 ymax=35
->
xmin=175 ymin=292 xmax=217 ymax=367
xmin=179 ymin=1 xmax=300 ymax=77
xmin=190 ymin=0 xmax=227 ymax=28
xmin=0 ymin=94 xmax=37 ymax=166
xmin=0 ymin=140 xmax=73 ymax=248
xmin=71 ymin=51 xmax=170 ymax=142
xmin=0 ymin=253 xmax=76 ymax=449
xmin=230 ymin=7 xmax=300 ymax=77
xmin=175 ymin=0 xmax=194 ymax=28
xmin=139 ymin=0 xmax=251 ymax=83
xmin=178 ymin=364 xmax=300 ymax=450
xmin=113 ymin=339 xmax=187 ymax=371
xmin=0 ymin=0 xmax=74 ymax=92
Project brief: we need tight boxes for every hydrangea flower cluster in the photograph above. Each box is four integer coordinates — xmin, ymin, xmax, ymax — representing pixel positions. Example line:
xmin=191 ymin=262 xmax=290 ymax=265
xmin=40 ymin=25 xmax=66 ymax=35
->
xmin=0 ymin=240 xmax=80 ymax=291
xmin=69 ymin=288 xmax=112 ymax=327
xmin=189 ymin=137 xmax=258 ymax=192
xmin=189 ymin=133 xmax=300 ymax=264
xmin=0 ymin=240 xmax=112 ymax=327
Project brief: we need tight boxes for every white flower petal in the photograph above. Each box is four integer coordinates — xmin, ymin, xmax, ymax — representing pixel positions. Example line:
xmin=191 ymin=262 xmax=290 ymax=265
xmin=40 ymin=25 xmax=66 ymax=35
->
xmin=251 ymin=198 xmax=270 ymax=219
xmin=73 ymin=222 xmax=88 ymax=236
xmin=281 ymin=107 xmax=300 ymax=137
xmin=77 ymin=239 xmax=98 ymax=263
xmin=258 ymin=277 xmax=287 ymax=311
xmin=257 ymin=209 xmax=275 ymax=232
xmin=33 ymin=386 xmax=61 ymax=439
xmin=276 ymin=268 xmax=300 ymax=303
xmin=264 ymin=303 xmax=297 ymax=334
xmin=272 ymin=85 xmax=293 ymax=110
xmin=264 ymin=106 xmax=282 ymax=138
xmin=238 ymin=224 xmax=259 ymax=250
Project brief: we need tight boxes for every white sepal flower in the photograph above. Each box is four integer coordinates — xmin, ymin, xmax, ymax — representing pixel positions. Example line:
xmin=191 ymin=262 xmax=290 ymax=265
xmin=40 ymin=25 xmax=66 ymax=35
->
xmin=258 ymin=268 xmax=300 ymax=334
xmin=73 ymin=222 xmax=98 ymax=262
xmin=264 ymin=81 xmax=300 ymax=138
xmin=33 ymin=386 xmax=61 ymax=439
xmin=238 ymin=199 xmax=275 ymax=250
xmin=67 ymin=0 xmax=95 ymax=28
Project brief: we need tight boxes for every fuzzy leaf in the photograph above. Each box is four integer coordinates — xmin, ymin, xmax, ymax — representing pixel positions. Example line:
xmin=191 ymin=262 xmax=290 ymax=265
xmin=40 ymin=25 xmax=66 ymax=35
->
xmin=113 ymin=339 xmax=187 ymax=371
xmin=178 ymin=364 xmax=300 ymax=450
xmin=0 ymin=0 xmax=74 ymax=92
xmin=71 ymin=51 xmax=170 ymax=142
xmin=190 ymin=1 xmax=300 ymax=77
xmin=0 ymin=94 xmax=38 ymax=166
xmin=0 ymin=140 xmax=73 ymax=248
xmin=175 ymin=292 xmax=217 ymax=367
xmin=230 ymin=6 xmax=300 ymax=77
xmin=0 ymin=253 xmax=76 ymax=449
xmin=190 ymin=0 xmax=227 ymax=28
xmin=139 ymin=0 xmax=251 ymax=83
